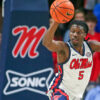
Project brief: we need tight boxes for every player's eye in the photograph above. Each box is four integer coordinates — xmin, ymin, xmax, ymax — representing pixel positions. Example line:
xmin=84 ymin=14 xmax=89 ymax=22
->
xmin=71 ymin=30 xmax=75 ymax=33
xmin=77 ymin=32 xmax=81 ymax=34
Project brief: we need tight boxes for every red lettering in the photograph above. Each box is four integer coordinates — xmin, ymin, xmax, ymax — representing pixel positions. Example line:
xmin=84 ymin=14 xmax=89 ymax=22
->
xmin=70 ymin=59 xmax=76 ymax=69
xmin=78 ymin=71 xmax=84 ymax=80
xmin=70 ymin=59 xmax=80 ymax=69
xmin=80 ymin=59 xmax=88 ymax=69
xmin=86 ymin=61 xmax=92 ymax=68
xmin=70 ymin=58 xmax=92 ymax=69
xmin=12 ymin=26 xmax=46 ymax=58
xmin=75 ymin=59 xmax=80 ymax=69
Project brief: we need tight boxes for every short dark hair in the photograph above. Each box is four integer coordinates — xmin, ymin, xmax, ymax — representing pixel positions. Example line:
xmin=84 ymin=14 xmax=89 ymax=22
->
xmin=74 ymin=9 xmax=85 ymax=18
xmin=69 ymin=20 xmax=89 ymax=33
xmin=85 ymin=13 xmax=97 ymax=23
xmin=75 ymin=9 xmax=85 ymax=15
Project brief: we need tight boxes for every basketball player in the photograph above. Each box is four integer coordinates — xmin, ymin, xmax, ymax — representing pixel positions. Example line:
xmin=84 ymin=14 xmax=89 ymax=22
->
xmin=42 ymin=19 xmax=100 ymax=100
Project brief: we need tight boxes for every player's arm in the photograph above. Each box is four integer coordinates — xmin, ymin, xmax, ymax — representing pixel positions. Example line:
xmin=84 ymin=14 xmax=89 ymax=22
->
xmin=88 ymin=40 xmax=100 ymax=52
xmin=42 ymin=19 xmax=65 ymax=52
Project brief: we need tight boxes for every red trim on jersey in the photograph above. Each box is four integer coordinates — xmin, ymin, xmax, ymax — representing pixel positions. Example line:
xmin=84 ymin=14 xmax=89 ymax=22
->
xmin=54 ymin=89 xmax=69 ymax=100
xmin=52 ymin=52 xmax=58 ymax=73
xmin=50 ymin=65 xmax=62 ymax=90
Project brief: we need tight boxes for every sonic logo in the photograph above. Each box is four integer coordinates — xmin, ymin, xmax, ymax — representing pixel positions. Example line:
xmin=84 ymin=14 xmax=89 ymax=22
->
xmin=12 ymin=26 xmax=47 ymax=58
xmin=3 ymin=68 xmax=53 ymax=95
xmin=10 ymin=77 xmax=46 ymax=88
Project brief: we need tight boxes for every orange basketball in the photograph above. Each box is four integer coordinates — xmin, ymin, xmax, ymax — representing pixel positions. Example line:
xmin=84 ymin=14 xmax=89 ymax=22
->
xmin=50 ymin=0 xmax=75 ymax=23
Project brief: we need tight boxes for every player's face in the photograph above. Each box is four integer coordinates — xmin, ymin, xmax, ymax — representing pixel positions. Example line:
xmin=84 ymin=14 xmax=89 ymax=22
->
xmin=86 ymin=21 xmax=96 ymax=33
xmin=75 ymin=13 xmax=85 ymax=21
xmin=70 ymin=24 xmax=86 ymax=46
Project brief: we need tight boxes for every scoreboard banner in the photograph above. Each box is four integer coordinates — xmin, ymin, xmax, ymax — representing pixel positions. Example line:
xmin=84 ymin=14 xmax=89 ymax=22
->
xmin=0 ymin=0 xmax=54 ymax=100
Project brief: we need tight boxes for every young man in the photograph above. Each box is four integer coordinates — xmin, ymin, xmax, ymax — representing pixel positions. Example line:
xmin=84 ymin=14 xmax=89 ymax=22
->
xmin=85 ymin=13 xmax=100 ymax=82
xmin=42 ymin=20 xmax=100 ymax=100
xmin=63 ymin=9 xmax=85 ymax=42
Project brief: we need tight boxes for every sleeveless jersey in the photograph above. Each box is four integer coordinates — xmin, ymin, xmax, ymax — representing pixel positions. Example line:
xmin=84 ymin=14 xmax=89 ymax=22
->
xmin=49 ymin=41 xmax=93 ymax=98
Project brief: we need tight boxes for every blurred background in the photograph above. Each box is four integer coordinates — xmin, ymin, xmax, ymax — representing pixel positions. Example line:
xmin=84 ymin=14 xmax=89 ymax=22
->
xmin=0 ymin=0 xmax=100 ymax=100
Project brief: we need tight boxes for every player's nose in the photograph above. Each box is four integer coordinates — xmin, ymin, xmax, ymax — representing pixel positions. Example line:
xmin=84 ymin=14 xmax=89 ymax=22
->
xmin=73 ymin=32 xmax=78 ymax=37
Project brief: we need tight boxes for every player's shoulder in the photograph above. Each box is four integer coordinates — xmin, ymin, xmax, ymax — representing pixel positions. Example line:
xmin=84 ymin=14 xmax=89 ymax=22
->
xmin=56 ymin=40 xmax=69 ymax=48
xmin=85 ymin=40 xmax=96 ymax=52
xmin=56 ymin=41 xmax=70 ymax=54
xmin=63 ymin=41 xmax=70 ymax=49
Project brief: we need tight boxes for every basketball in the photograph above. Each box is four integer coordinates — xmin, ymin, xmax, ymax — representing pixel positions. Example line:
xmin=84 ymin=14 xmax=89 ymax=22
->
xmin=50 ymin=0 xmax=75 ymax=23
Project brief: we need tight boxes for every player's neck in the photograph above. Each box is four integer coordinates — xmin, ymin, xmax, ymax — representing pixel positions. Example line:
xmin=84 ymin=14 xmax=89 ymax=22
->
xmin=75 ymin=46 xmax=83 ymax=52
xmin=71 ymin=42 xmax=83 ymax=55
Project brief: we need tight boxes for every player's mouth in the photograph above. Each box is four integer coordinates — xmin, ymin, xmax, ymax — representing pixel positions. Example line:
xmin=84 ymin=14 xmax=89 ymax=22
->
xmin=72 ymin=38 xmax=79 ymax=43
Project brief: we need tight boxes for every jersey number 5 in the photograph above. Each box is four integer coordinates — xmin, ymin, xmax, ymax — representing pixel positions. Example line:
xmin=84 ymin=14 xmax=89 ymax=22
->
xmin=78 ymin=71 xmax=84 ymax=80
